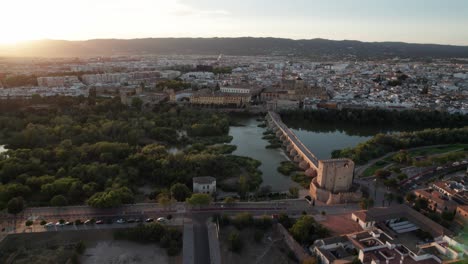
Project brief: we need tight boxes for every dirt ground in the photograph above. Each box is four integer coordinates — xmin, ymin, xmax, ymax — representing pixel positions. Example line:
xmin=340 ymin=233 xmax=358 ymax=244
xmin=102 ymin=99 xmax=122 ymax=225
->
xmin=317 ymin=213 xmax=362 ymax=235
xmin=82 ymin=240 xmax=180 ymax=264
xmin=0 ymin=229 xmax=180 ymax=264
xmin=219 ymin=226 xmax=298 ymax=264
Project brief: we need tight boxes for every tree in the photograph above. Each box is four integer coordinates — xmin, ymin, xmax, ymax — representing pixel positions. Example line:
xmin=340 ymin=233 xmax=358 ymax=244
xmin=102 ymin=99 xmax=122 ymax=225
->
xmin=289 ymin=215 xmax=317 ymax=244
xmin=87 ymin=187 xmax=134 ymax=208
xmin=238 ymin=175 xmax=248 ymax=199
xmin=233 ymin=212 xmax=253 ymax=229
xmin=50 ymin=195 xmax=68 ymax=207
xmin=75 ymin=241 xmax=86 ymax=255
xmin=278 ymin=213 xmax=293 ymax=229
xmin=375 ymin=169 xmax=391 ymax=179
xmin=228 ymin=231 xmax=243 ymax=252
xmin=224 ymin=197 xmax=236 ymax=206
xmin=25 ymin=220 xmax=33 ymax=227
xmin=360 ymin=198 xmax=370 ymax=209
xmin=406 ymin=193 xmax=416 ymax=203
xmin=131 ymin=97 xmax=143 ymax=110
xmin=158 ymin=193 xmax=174 ymax=208
xmin=186 ymin=193 xmax=212 ymax=206
xmin=170 ymin=183 xmax=191 ymax=202
xmin=384 ymin=193 xmax=394 ymax=206
xmin=289 ymin=187 xmax=299 ymax=198
xmin=7 ymin=197 xmax=24 ymax=215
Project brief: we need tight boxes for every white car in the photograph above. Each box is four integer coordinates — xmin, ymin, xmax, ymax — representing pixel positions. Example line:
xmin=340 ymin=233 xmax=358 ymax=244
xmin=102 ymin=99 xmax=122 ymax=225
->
xmin=56 ymin=222 xmax=65 ymax=227
xmin=44 ymin=222 xmax=54 ymax=227
xmin=116 ymin=219 xmax=126 ymax=224
xmin=157 ymin=217 xmax=168 ymax=223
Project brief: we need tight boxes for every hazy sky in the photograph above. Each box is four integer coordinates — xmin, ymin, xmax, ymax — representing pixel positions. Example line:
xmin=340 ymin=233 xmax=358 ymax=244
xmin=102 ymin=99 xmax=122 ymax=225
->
xmin=1 ymin=0 xmax=468 ymax=45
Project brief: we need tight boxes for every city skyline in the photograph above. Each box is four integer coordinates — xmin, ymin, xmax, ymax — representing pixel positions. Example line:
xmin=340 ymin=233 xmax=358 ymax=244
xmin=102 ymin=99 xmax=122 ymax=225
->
xmin=1 ymin=0 xmax=468 ymax=45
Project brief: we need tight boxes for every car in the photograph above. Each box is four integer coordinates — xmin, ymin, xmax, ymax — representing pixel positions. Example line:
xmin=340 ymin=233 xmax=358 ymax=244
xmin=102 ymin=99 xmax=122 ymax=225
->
xmin=55 ymin=222 xmax=65 ymax=227
xmin=127 ymin=219 xmax=136 ymax=223
xmin=65 ymin=221 xmax=73 ymax=226
xmin=95 ymin=220 xmax=104 ymax=224
xmin=116 ymin=219 xmax=126 ymax=224
xmin=135 ymin=218 xmax=142 ymax=223
xmin=305 ymin=195 xmax=313 ymax=204
xmin=84 ymin=219 xmax=92 ymax=225
xmin=45 ymin=222 xmax=54 ymax=227
xmin=157 ymin=217 xmax=167 ymax=223
xmin=145 ymin=218 xmax=154 ymax=223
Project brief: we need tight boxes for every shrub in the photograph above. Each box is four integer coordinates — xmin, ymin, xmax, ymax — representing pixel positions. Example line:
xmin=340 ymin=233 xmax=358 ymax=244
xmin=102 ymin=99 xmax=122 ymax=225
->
xmin=25 ymin=220 xmax=33 ymax=226
xmin=233 ymin=213 xmax=253 ymax=229
xmin=228 ymin=231 xmax=243 ymax=252
xmin=75 ymin=241 xmax=86 ymax=255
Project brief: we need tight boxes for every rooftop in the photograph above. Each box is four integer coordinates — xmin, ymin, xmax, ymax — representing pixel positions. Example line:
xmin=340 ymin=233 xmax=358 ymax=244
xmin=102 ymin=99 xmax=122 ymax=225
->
xmin=193 ymin=176 xmax=216 ymax=184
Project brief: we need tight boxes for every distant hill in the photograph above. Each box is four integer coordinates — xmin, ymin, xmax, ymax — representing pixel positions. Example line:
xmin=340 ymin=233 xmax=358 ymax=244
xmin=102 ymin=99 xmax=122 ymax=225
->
xmin=1 ymin=38 xmax=468 ymax=59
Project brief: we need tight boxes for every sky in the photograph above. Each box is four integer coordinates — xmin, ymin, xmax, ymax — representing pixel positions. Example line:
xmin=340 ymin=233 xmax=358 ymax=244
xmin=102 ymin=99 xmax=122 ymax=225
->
xmin=1 ymin=0 xmax=467 ymax=45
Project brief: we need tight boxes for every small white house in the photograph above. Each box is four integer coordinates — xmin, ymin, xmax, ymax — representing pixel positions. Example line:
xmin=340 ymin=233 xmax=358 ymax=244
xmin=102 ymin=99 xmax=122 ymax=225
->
xmin=193 ymin=176 xmax=216 ymax=194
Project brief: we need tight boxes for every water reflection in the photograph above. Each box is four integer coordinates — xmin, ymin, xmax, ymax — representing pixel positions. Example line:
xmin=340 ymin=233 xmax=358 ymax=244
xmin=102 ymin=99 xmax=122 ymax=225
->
xmin=229 ymin=118 xmax=296 ymax=192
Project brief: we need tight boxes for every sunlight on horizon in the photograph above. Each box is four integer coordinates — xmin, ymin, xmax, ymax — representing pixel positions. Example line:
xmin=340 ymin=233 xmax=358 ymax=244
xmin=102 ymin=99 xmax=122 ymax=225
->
xmin=0 ymin=0 xmax=467 ymax=45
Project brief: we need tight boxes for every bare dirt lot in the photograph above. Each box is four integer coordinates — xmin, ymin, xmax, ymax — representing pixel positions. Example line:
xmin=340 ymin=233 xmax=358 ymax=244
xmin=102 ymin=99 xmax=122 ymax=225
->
xmin=219 ymin=226 xmax=298 ymax=264
xmin=82 ymin=240 xmax=180 ymax=264
xmin=0 ymin=229 xmax=180 ymax=264
xmin=317 ymin=213 xmax=362 ymax=235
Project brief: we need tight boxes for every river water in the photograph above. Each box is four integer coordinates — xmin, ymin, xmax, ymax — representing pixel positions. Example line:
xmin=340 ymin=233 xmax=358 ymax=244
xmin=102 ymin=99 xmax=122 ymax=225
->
xmin=229 ymin=117 xmax=372 ymax=191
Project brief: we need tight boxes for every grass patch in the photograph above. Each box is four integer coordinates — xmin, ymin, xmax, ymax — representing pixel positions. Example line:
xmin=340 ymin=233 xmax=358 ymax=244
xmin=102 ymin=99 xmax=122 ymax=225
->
xmin=362 ymin=161 xmax=389 ymax=177
xmin=291 ymin=172 xmax=311 ymax=188
xmin=408 ymin=144 xmax=468 ymax=157
xmin=277 ymin=161 xmax=299 ymax=176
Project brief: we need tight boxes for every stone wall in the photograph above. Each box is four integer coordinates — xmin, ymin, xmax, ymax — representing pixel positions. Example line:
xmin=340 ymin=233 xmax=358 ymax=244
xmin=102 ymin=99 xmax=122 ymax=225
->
xmin=310 ymin=178 xmax=362 ymax=205
xmin=277 ymin=223 xmax=309 ymax=262
xmin=317 ymin=159 xmax=354 ymax=193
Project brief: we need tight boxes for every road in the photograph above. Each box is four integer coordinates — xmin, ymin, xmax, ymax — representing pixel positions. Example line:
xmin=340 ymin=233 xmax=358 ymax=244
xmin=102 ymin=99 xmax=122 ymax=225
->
xmin=0 ymin=200 xmax=360 ymax=263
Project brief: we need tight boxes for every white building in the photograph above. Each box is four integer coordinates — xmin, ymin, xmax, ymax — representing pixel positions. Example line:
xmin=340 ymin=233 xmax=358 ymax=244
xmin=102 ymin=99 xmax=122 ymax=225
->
xmin=37 ymin=76 xmax=80 ymax=87
xmin=220 ymin=86 xmax=251 ymax=94
xmin=193 ymin=176 xmax=216 ymax=194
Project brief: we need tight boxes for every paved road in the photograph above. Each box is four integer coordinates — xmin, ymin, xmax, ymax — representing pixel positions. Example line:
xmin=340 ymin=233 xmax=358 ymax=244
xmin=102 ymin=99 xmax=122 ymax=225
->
xmin=192 ymin=214 xmax=210 ymax=264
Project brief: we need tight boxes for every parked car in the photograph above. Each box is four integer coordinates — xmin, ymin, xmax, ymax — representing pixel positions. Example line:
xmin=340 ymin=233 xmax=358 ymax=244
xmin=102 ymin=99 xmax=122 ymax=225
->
xmin=84 ymin=219 xmax=92 ymax=225
xmin=45 ymin=222 xmax=54 ymax=227
xmin=55 ymin=222 xmax=65 ymax=227
xmin=95 ymin=220 xmax=104 ymax=225
xmin=157 ymin=217 xmax=167 ymax=223
xmin=65 ymin=221 xmax=73 ymax=226
xmin=116 ymin=219 xmax=126 ymax=224
xmin=305 ymin=195 xmax=313 ymax=204
xmin=145 ymin=218 xmax=154 ymax=223
xmin=127 ymin=219 xmax=136 ymax=223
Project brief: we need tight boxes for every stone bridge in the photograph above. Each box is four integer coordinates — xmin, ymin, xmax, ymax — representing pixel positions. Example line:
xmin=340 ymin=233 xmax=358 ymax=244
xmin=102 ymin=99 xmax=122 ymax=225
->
xmin=266 ymin=111 xmax=320 ymax=177
xmin=266 ymin=111 xmax=359 ymax=204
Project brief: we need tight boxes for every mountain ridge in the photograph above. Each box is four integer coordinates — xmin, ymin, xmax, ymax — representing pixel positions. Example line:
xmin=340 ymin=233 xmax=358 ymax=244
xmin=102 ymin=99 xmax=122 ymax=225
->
xmin=1 ymin=37 xmax=467 ymax=59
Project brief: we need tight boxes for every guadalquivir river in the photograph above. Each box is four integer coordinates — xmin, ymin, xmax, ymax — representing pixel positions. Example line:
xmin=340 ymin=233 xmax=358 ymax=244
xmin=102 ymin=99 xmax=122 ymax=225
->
xmin=229 ymin=117 xmax=373 ymax=191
